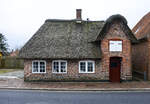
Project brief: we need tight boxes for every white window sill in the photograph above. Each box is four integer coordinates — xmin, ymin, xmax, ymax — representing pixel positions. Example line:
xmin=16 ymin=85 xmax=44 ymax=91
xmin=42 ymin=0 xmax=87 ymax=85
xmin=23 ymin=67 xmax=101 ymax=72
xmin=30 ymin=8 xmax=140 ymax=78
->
xmin=79 ymin=72 xmax=95 ymax=74
xmin=32 ymin=72 xmax=46 ymax=74
xmin=52 ymin=72 xmax=67 ymax=74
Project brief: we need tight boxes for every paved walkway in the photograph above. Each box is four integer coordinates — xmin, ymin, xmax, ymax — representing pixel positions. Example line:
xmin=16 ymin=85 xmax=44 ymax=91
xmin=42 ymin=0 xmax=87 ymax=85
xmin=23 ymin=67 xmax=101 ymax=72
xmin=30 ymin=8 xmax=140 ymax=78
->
xmin=0 ymin=70 xmax=150 ymax=91
xmin=0 ymin=77 xmax=149 ymax=91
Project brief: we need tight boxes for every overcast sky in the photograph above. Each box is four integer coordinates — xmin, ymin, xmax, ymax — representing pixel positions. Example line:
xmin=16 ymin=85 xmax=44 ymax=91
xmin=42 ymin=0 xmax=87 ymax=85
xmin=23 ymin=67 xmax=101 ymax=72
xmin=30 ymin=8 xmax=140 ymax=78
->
xmin=0 ymin=0 xmax=150 ymax=50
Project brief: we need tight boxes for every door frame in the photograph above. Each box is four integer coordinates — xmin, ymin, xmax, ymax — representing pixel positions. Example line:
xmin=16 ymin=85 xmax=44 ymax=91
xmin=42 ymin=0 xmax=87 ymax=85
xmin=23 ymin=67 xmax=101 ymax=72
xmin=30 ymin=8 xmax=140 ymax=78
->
xmin=109 ymin=57 xmax=122 ymax=82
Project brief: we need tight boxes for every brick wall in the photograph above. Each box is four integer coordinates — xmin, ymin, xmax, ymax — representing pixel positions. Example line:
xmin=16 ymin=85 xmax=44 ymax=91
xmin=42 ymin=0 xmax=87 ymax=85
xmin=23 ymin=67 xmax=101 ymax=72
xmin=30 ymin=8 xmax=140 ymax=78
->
xmin=132 ymin=39 xmax=150 ymax=80
xmin=101 ymin=21 xmax=132 ymax=80
xmin=132 ymin=41 xmax=149 ymax=72
xmin=24 ymin=59 xmax=107 ymax=81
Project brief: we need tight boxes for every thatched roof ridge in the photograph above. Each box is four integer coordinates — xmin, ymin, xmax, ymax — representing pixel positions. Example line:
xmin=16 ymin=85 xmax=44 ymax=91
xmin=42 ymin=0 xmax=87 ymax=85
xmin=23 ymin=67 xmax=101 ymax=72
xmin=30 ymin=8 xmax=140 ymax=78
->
xmin=106 ymin=14 xmax=127 ymax=25
xmin=45 ymin=19 xmax=105 ymax=22
xmin=19 ymin=20 xmax=104 ymax=59
xmin=96 ymin=14 xmax=138 ymax=43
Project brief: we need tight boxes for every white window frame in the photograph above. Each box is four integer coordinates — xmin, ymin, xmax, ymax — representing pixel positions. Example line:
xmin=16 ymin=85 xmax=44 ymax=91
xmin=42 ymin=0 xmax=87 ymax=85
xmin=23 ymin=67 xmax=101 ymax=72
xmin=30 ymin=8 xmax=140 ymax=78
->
xmin=52 ymin=60 xmax=67 ymax=74
xmin=109 ymin=40 xmax=122 ymax=52
xmin=79 ymin=61 xmax=95 ymax=73
xmin=32 ymin=60 xmax=46 ymax=73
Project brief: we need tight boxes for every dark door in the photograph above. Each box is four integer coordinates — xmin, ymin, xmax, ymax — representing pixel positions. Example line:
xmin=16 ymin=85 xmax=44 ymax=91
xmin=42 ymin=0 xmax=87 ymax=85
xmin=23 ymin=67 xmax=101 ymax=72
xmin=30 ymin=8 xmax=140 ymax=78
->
xmin=109 ymin=57 xmax=121 ymax=82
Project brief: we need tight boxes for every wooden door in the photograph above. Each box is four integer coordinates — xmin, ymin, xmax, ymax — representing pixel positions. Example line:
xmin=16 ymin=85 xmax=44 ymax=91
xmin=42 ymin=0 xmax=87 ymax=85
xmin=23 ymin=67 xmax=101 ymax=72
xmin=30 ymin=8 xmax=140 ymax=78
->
xmin=109 ymin=57 xmax=121 ymax=82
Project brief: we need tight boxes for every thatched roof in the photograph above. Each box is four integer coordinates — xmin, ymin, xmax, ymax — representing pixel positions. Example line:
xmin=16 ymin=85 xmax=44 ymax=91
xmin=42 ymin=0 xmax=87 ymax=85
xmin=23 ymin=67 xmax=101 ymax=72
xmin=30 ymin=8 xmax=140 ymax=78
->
xmin=19 ymin=20 xmax=104 ymax=59
xmin=96 ymin=14 xmax=137 ymax=43
xmin=19 ymin=14 xmax=137 ymax=59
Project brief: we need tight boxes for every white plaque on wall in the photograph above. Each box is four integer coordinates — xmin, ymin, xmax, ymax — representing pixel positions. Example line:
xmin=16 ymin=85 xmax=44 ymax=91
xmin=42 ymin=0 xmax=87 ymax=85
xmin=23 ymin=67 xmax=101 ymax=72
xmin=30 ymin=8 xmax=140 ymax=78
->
xmin=109 ymin=40 xmax=122 ymax=52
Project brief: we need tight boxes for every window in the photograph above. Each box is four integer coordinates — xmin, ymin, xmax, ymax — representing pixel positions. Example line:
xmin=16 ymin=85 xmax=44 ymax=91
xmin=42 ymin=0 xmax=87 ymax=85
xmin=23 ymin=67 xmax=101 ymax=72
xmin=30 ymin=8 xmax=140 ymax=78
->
xmin=32 ymin=61 xmax=46 ymax=73
xmin=110 ymin=62 xmax=118 ymax=68
xmin=79 ymin=61 xmax=95 ymax=73
xmin=109 ymin=40 xmax=122 ymax=52
xmin=52 ymin=60 xmax=67 ymax=73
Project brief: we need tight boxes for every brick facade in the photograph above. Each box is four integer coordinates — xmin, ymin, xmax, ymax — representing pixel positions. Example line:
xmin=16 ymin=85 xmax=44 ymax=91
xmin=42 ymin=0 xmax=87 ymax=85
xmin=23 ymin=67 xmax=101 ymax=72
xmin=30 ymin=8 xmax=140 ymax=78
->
xmin=24 ymin=59 xmax=106 ymax=81
xmin=101 ymin=21 xmax=132 ymax=80
xmin=132 ymin=39 xmax=150 ymax=80
xmin=132 ymin=41 xmax=149 ymax=72
xmin=132 ymin=12 xmax=150 ymax=80
xmin=24 ymin=21 xmax=132 ymax=81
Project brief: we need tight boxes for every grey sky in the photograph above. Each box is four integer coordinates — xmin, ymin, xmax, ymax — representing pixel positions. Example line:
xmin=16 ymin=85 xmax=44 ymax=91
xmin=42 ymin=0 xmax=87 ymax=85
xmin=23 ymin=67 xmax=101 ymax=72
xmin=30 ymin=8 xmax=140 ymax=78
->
xmin=0 ymin=0 xmax=150 ymax=50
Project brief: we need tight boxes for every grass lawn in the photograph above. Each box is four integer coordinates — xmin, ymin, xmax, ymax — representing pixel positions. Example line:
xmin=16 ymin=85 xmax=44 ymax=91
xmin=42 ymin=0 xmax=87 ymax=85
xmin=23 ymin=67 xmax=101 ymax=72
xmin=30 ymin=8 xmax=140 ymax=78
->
xmin=0 ymin=69 xmax=19 ymax=74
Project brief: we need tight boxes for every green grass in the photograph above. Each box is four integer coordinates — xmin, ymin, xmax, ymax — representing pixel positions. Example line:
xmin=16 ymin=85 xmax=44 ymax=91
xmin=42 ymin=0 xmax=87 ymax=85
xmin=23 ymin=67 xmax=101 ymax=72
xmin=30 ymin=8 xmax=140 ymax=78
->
xmin=0 ymin=69 xmax=18 ymax=74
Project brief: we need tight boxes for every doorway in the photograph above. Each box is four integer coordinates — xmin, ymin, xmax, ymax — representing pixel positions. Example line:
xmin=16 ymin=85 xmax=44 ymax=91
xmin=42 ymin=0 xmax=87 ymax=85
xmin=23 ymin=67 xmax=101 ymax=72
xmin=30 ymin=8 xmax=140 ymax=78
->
xmin=109 ymin=57 xmax=122 ymax=82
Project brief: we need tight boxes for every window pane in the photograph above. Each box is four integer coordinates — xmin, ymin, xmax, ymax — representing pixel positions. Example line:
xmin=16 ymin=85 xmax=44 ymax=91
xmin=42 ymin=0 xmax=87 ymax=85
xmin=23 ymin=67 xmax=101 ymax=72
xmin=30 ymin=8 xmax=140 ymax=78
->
xmin=33 ymin=62 xmax=38 ymax=72
xmin=40 ymin=62 xmax=45 ymax=72
xmin=110 ymin=62 xmax=117 ymax=68
xmin=80 ymin=62 xmax=86 ymax=72
xmin=60 ymin=62 xmax=66 ymax=72
xmin=53 ymin=62 xmax=59 ymax=72
xmin=87 ymin=62 xmax=93 ymax=72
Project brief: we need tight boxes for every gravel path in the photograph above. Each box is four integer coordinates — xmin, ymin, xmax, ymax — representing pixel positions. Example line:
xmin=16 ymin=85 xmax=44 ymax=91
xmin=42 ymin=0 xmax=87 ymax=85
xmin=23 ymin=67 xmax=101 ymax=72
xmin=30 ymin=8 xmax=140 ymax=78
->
xmin=0 ymin=70 xmax=24 ymax=79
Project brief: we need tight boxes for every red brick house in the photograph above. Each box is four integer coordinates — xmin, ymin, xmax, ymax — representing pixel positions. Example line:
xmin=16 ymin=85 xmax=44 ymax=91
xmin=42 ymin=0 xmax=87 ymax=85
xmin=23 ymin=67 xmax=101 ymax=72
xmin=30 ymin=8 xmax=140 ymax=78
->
xmin=10 ymin=49 xmax=19 ymax=57
xmin=19 ymin=9 xmax=137 ymax=82
xmin=132 ymin=12 xmax=150 ymax=80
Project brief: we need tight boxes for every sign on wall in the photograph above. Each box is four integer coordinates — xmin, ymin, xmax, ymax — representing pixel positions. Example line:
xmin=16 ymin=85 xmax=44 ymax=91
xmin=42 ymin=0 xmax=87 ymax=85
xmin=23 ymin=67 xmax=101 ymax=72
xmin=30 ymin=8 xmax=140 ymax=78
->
xmin=109 ymin=40 xmax=122 ymax=52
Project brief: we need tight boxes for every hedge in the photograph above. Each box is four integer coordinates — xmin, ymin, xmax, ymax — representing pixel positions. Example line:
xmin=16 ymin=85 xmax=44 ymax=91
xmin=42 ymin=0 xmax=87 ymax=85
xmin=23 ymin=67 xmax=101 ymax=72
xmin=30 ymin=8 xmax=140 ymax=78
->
xmin=0 ymin=56 xmax=23 ymax=69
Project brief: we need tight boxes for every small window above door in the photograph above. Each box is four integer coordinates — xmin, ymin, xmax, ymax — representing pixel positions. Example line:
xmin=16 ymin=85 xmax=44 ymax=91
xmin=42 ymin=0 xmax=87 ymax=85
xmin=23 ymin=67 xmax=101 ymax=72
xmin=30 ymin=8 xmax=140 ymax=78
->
xmin=109 ymin=40 xmax=122 ymax=52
